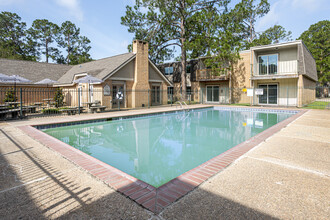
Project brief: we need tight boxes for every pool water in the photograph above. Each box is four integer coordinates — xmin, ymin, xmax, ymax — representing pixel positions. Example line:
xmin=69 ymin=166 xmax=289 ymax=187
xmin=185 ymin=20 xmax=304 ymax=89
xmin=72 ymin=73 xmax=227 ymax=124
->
xmin=43 ymin=108 xmax=294 ymax=187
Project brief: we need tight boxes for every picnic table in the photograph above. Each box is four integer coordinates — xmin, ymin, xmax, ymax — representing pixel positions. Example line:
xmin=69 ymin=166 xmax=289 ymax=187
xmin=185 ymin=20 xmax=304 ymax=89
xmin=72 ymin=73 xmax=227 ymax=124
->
xmin=5 ymin=102 xmax=21 ymax=108
xmin=90 ymin=106 xmax=106 ymax=113
xmin=0 ymin=108 xmax=27 ymax=120
xmin=43 ymin=99 xmax=53 ymax=107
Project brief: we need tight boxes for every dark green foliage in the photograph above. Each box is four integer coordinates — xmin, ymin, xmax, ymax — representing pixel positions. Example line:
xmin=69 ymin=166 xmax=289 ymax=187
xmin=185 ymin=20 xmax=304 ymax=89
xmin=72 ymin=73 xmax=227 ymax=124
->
xmin=232 ymin=0 xmax=270 ymax=48
xmin=58 ymin=21 xmax=92 ymax=65
xmin=54 ymin=88 xmax=64 ymax=108
xmin=298 ymin=20 xmax=330 ymax=84
xmin=29 ymin=19 xmax=61 ymax=63
xmin=0 ymin=11 xmax=92 ymax=64
xmin=4 ymin=88 xmax=17 ymax=102
xmin=42 ymin=108 xmax=60 ymax=114
xmin=0 ymin=11 xmax=38 ymax=61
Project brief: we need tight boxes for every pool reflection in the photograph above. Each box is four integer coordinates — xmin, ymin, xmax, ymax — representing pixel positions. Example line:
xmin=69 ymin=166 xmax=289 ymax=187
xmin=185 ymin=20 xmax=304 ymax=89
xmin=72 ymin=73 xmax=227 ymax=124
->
xmin=45 ymin=109 xmax=293 ymax=187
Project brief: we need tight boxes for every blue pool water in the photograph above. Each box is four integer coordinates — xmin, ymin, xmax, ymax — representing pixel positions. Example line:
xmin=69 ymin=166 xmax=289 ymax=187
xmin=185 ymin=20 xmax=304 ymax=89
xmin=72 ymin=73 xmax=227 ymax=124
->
xmin=43 ymin=108 xmax=295 ymax=187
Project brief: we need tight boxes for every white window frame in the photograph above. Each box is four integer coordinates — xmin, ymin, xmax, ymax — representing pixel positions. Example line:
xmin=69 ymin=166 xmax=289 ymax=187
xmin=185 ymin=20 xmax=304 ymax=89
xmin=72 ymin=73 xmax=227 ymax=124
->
xmin=206 ymin=85 xmax=220 ymax=103
xmin=164 ymin=66 xmax=174 ymax=75
xmin=257 ymin=83 xmax=279 ymax=105
xmin=257 ymin=53 xmax=278 ymax=75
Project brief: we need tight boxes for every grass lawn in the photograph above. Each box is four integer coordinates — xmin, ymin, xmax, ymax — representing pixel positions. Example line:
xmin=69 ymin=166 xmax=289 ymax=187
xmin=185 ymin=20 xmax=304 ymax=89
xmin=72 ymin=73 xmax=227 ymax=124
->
xmin=303 ymin=101 xmax=330 ymax=109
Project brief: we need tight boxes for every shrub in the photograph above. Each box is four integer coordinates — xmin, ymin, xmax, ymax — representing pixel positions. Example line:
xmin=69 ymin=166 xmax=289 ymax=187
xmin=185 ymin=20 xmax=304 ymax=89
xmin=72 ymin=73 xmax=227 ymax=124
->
xmin=54 ymin=88 xmax=64 ymax=107
xmin=42 ymin=108 xmax=60 ymax=114
xmin=4 ymin=88 xmax=17 ymax=102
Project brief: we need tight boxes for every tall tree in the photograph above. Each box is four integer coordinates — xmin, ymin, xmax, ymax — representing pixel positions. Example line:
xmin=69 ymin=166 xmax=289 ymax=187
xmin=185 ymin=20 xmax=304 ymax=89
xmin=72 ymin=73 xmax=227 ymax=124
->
xmin=58 ymin=21 xmax=92 ymax=65
xmin=29 ymin=19 xmax=61 ymax=63
xmin=233 ymin=0 xmax=270 ymax=49
xmin=58 ymin=21 xmax=80 ymax=64
xmin=250 ymin=24 xmax=292 ymax=46
xmin=0 ymin=11 xmax=38 ymax=60
xmin=298 ymin=20 xmax=330 ymax=84
xmin=121 ymin=0 xmax=227 ymax=99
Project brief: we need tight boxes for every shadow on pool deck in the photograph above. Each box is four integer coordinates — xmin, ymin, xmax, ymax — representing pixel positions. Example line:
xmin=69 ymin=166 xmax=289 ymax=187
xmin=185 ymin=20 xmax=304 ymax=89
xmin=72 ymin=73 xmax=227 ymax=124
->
xmin=0 ymin=127 xmax=280 ymax=219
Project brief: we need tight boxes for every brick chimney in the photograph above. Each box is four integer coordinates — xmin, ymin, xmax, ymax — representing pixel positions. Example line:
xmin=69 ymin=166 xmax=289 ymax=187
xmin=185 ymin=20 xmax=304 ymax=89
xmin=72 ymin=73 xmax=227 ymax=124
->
xmin=132 ymin=40 xmax=150 ymax=107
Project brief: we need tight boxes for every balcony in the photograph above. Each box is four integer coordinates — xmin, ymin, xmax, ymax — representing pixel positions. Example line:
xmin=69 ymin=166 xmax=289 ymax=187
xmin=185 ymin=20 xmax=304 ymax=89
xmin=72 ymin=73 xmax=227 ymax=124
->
xmin=254 ymin=60 xmax=298 ymax=76
xmin=197 ymin=68 xmax=228 ymax=81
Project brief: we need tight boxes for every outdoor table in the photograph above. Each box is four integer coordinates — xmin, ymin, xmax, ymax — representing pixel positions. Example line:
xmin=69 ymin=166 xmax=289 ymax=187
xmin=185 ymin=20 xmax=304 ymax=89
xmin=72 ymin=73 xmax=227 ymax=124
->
xmin=82 ymin=102 xmax=97 ymax=113
xmin=5 ymin=102 xmax=21 ymax=108
xmin=43 ymin=99 xmax=53 ymax=107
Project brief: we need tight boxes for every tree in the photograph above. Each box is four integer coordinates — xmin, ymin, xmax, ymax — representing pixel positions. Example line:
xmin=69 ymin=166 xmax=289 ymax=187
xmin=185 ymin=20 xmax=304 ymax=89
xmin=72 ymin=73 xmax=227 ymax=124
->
xmin=0 ymin=11 xmax=38 ymax=61
xmin=251 ymin=24 xmax=292 ymax=46
xmin=232 ymin=0 xmax=270 ymax=49
xmin=298 ymin=20 xmax=329 ymax=84
xmin=121 ymin=0 xmax=226 ymax=99
xmin=29 ymin=19 xmax=61 ymax=63
xmin=58 ymin=21 xmax=92 ymax=64
xmin=58 ymin=21 xmax=80 ymax=64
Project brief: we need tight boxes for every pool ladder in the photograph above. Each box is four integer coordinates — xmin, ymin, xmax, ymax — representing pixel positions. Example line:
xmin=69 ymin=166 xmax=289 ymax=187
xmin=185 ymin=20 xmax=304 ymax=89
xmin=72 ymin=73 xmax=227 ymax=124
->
xmin=176 ymin=100 xmax=189 ymax=112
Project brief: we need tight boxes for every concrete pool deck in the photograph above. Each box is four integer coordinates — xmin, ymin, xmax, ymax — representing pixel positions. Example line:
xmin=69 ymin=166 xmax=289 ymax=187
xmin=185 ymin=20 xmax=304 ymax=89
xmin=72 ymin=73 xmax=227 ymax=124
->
xmin=0 ymin=105 xmax=329 ymax=219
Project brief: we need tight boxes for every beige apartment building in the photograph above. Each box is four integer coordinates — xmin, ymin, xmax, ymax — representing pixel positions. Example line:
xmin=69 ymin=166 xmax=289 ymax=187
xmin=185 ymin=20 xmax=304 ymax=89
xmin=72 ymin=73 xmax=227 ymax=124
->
xmin=158 ymin=40 xmax=318 ymax=107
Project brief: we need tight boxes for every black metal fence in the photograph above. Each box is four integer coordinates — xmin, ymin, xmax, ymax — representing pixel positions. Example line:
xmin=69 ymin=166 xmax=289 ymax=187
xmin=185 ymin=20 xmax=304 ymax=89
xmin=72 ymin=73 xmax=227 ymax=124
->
xmin=0 ymin=86 xmax=329 ymax=120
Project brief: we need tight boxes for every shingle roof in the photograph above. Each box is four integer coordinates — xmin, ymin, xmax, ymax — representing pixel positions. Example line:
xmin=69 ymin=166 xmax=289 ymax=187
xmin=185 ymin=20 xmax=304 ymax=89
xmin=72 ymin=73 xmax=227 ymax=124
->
xmin=57 ymin=53 xmax=136 ymax=84
xmin=0 ymin=58 xmax=72 ymax=83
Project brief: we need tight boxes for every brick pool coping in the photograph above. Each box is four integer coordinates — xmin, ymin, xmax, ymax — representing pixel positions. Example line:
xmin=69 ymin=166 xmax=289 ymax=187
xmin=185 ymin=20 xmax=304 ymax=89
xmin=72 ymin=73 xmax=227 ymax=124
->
xmin=18 ymin=108 xmax=308 ymax=214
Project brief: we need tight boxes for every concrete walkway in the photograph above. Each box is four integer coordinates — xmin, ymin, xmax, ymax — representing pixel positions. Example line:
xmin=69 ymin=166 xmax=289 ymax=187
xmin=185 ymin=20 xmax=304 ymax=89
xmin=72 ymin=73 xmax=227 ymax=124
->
xmin=0 ymin=107 xmax=329 ymax=219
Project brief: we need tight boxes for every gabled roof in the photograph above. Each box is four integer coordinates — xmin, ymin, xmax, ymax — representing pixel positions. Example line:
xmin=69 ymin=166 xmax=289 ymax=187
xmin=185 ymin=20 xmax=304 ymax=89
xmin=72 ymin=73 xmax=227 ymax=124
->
xmin=57 ymin=53 xmax=136 ymax=84
xmin=0 ymin=58 xmax=72 ymax=83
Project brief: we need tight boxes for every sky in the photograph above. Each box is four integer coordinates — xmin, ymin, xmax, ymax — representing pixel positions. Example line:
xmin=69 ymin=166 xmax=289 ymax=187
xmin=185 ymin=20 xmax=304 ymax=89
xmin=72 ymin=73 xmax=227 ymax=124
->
xmin=1 ymin=0 xmax=329 ymax=62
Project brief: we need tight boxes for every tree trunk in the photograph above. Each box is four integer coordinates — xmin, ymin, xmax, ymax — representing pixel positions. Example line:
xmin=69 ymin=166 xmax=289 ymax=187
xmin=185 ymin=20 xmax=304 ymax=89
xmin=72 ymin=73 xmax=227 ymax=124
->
xmin=180 ymin=17 xmax=187 ymax=100
xmin=45 ymin=40 xmax=49 ymax=63
xmin=67 ymin=34 xmax=70 ymax=64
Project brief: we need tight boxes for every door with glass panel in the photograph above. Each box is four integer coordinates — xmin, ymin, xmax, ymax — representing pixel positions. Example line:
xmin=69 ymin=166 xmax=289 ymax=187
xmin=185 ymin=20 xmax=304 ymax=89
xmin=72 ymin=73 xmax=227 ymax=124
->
xmin=258 ymin=84 xmax=278 ymax=105
xmin=151 ymin=85 xmax=161 ymax=105
xmin=112 ymin=84 xmax=125 ymax=108
xmin=206 ymin=86 xmax=219 ymax=103
xmin=258 ymin=54 xmax=278 ymax=75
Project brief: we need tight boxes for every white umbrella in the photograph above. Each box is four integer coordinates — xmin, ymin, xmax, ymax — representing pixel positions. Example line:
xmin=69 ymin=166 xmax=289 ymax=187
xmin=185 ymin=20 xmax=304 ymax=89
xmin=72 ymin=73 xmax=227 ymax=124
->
xmin=73 ymin=75 xmax=103 ymax=84
xmin=7 ymin=75 xmax=31 ymax=84
xmin=0 ymin=73 xmax=14 ymax=82
xmin=35 ymin=78 xmax=58 ymax=85
xmin=1 ymin=75 xmax=31 ymax=94
xmin=73 ymin=75 xmax=103 ymax=103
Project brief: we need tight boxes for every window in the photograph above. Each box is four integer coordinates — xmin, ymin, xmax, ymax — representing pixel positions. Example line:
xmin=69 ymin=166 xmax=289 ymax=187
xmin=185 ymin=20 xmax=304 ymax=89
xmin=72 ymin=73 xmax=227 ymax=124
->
xmin=164 ymin=67 xmax=173 ymax=75
xmin=258 ymin=54 xmax=278 ymax=75
xmin=167 ymin=86 xmax=173 ymax=96
xmin=186 ymin=65 xmax=191 ymax=73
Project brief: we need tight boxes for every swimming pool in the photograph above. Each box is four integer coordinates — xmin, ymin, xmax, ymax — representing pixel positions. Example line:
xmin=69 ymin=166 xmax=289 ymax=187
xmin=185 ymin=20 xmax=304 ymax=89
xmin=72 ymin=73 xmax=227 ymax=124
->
xmin=42 ymin=107 xmax=296 ymax=187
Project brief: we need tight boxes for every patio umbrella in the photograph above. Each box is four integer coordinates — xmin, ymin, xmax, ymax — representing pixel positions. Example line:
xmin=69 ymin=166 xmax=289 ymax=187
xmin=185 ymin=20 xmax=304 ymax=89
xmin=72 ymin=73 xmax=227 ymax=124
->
xmin=0 ymin=73 xmax=14 ymax=82
xmin=35 ymin=78 xmax=59 ymax=101
xmin=35 ymin=78 xmax=58 ymax=85
xmin=73 ymin=75 xmax=103 ymax=103
xmin=73 ymin=75 xmax=103 ymax=84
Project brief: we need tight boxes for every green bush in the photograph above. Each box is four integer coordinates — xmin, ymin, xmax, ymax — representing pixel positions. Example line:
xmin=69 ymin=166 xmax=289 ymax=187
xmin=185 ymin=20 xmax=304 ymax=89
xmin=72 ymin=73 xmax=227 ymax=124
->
xmin=42 ymin=108 xmax=60 ymax=114
xmin=54 ymin=88 xmax=64 ymax=108
xmin=4 ymin=88 xmax=17 ymax=102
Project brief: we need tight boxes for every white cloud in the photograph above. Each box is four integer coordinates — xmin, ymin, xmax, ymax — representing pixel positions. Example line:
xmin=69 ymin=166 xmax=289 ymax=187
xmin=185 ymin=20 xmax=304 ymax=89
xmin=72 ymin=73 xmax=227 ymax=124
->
xmin=54 ymin=0 xmax=83 ymax=21
xmin=256 ymin=1 xmax=280 ymax=31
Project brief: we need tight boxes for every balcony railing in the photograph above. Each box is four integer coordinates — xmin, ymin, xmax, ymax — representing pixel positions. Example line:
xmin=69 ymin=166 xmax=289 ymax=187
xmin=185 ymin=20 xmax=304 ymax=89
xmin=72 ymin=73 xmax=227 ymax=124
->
xmin=254 ymin=60 xmax=298 ymax=76
xmin=197 ymin=68 xmax=228 ymax=81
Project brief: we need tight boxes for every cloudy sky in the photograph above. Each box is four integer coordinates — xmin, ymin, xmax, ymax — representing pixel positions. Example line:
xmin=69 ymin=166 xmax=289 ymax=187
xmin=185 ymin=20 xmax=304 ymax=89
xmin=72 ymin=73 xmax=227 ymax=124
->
xmin=1 ymin=0 xmax=329 ymax=61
